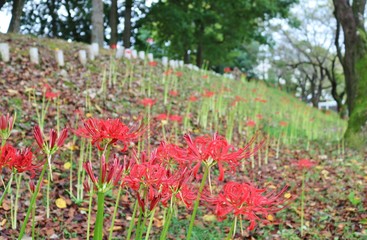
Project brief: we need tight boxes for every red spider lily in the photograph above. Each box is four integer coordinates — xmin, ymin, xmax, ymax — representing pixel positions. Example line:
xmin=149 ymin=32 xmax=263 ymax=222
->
xmin=210 ymin=181 xmax=289 ymax=230
xmin=188 ymin=95 xmax=199 ymax=102
xmin=203 ymin=90 xmax=215 ymax=98
xmin=74 ymin=118 xmax=143 ymax=151
xmin=161 ymin=167 xmax=197 ymax=208
xmin=169 ymin=115 xmax=182 ymax=123
xmin=224 ymin=67 xmax=231 ymax=73
xmin=169 ymin=90 xmax=179 ymax=97
xmin=141 ymin=98 xmax=156 ymax=107
xmin=0 ymin=144 xmax=39 ymax=176
xmin=45 ymin=91 xmax=59 ymax=100
xmin=155 ymin=113 xmax=168 ymax=121
xmin=175 ymin=71 xmax=183 ymax=77
xmin=256 ymin=114 xmax=263 ymax=120
xmin=0 ymin=144 xmax=16 ymax=169
xmin=148 ymin=61 xmax=157 ymax=67
xmin=110 ymin=44 xmax=117 ymax=49
xmin=34 ymin=126 xmax=68 ymax=155
xmin=0 ymin=113 xmax=15 ymax=140
xmin=294 ymin=159 xmax=315 ymax=170
xmin=84 ymin=155 xmax=126 ymax=191
xmin=255 ymin=97 xmax=267 ymax=103
xmin=202 ymin=75 xmax=208 ymax=79
xmin=164 ymin=69 xmax=173 ymax=76
xmin=246 ymin=120 xmax=256 ymax=127
xmin=176 ymin=133 xmax=256 ymax=181
xmin=279 ymin=121 xmax=288 ymax=127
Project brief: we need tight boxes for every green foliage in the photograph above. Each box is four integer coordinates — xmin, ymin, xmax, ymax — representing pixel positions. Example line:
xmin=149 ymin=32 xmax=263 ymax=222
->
xmin=138 ymin=0 xmax=296 ymax=68
xmin=347 ymin=191 xmax=361 ymax=206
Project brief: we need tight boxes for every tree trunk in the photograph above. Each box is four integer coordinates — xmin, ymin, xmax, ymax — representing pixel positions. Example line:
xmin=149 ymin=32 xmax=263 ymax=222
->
xmin=91 ymin=0 xmax=104 ymax=46
xmin=7 ymin=0 xmax=25 ymax=33
xmin=334 ymin=0 xmax=367 ymax=148
xmin=184 ymin=49 xmax=190 ymax=64
xmin=123 ymin=0 xmax=133 ymax=48
xmin=109 ymin=0 xmax=118 ymax=47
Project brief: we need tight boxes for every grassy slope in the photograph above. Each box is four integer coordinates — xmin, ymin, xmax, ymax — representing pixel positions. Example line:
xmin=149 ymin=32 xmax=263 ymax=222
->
xmin=0 ymin=33 xmax=365 ymax=239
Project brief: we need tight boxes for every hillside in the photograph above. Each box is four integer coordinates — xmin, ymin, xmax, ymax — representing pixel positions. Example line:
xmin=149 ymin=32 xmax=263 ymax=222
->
xmin=0 ymin=34 xmax=365 ymax=239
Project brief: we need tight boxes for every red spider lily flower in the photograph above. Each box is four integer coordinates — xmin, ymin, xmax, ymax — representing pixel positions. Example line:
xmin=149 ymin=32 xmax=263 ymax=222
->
xmin=0 ymin=113 xmax=15 ymax=140
xmin=141 ymin=98 xmax=156 ymax=107
xmin=175 ymin=71 xmax=183 ymax=77
xmin=256 ymin=114 xmax=263 ymax=120
xmin=203 ymin=90 xmax=215 ymax=98
xmin=146 ymin=38 xmax=154 ymax=44
xmin=210 ymin=181 xmax=289 ymax=230
xmin=84 ymin=154 xmax=126 ymax=192
xmin=34 ymin=126 xmax=68 ymax=155
xmin=164 ymin=69 xmax=173 ymax=76
xmin=155 ymin=113 xmax=168 ymax=121
xmin=148 ymin=61 xmax=157 ymax=67
xmin=161 ymin=167 xmax=197 ymax=209
xmin=246 ymin=120 xmax=256 ymax=127
xmin=169 ymin=115 xmax=182 ymax=123
xmin=202 ymin=75 xmax=208 ymax=79
xmin=11 ymin=148 xmax=38 ymax=176
xmin=188 ymin=95 xmax=199 ymax=102
xmin=294 ymin=159 xmax=316 ymax=170
xmin=224 ymin=67 xmax=231 ymax=73
xmin=74 ymin=118 xmax=143 ymax=151
xmin=179 ymin=133 xmax=255 ymax=181
xmin=110 ymin=44 xmax=117 ymax=49
xmin=0 ymin=144 xmax=16 ymax=169
xmin=45 ymin=91 xmax=59 ymax=100
xmin=169 ymin=90 xmax=179 ymax=97
xmin=279 ymin=121 xmax=288 ymax=127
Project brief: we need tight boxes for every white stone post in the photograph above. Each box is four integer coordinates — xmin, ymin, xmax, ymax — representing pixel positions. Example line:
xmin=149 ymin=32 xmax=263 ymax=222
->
xmin=0 ymin=43 xmax=10 ymax=62
xmin=29 ymin=47 xmax=39 ymax=64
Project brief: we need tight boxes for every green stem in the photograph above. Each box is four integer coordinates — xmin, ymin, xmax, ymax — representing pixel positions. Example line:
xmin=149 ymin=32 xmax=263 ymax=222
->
xmin=226 ymin=216 xmax=237 ymax=240
xmin=86 ymin=181 xmax=94 ymax=240
xmin=301 ymin=171 xmax=305 ymax=237
xmin=186 ymin=166 xmax=209 ymax=240
xmin=0 ymin=172 xmax=13 ymax=206
xmin=12 ymin=173 xmax=22 ymax=229
xmin=145 ymin=208 xmax=156 ymax=240
xmin=160 ymin=207 xmax=173 ymax=240
xmin=31 ymin=203 xmax=36 ymax=239
xmin=126 ymin=200 xmax=139 ymax=240
xmin=19 ymin=163 xmax=48 ymax=239
xmin=46 ymin=170 xmax=51 ymax=218
xmin=93 ymin=191 xmax=106 ymax=240
xmin=108 ymin=186 xmax=123 ymax=240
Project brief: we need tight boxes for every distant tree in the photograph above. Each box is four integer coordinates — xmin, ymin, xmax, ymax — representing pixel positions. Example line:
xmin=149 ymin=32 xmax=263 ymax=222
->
xmin=139 ymin=0 xmax=295 ymax=68
xmin=123 ymin=0 xmax=133 ymax=48
xmin=21 ymin=0 xmax=92 ymax=42
xmin=333 ymin=0 xmax=367 ymax=147
xmin=91 ymin=0 xmax=104 ymax=46
xmin=109 ymin=0 xmax=118 ymax=47
xmin=7 ymin=0 xmax=25 ymax=33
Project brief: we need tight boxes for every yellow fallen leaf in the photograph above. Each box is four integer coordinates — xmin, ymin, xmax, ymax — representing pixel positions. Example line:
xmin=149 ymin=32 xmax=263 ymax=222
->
xmin=86 ymin=113 xmax=93 ymax=118
xmin=7 ymin=89 xmax=19 ymax=95
xmin=267 ymin=214 xmax=274 ymax=221
xmin=315 ymin=165 xmax=323 ymax=170
xmin=284 ymin=192 xmax=292 ymax=199
xmin=56 ymin=198 xmax=67 ymax=209
xmin=109 ymin=226 xmax=122 ymax=231
xmin=202 ymin=214 xmax=217 ymax=222
xmin=0 ymin=219 xmax=6 ymax=226
xmin=64 ymin=162 xmax=72 ymax=170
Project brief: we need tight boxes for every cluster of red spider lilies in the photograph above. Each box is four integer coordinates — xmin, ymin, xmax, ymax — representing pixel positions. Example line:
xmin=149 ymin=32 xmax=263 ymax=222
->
xmin=0 ymin=113 xmax=291 ymax=240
